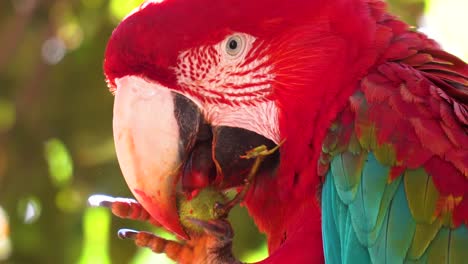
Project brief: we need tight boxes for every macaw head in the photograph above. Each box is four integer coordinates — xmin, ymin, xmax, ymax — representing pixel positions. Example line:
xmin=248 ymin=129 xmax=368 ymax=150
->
xmin=104 ymin=0 xmax=375 ymax=239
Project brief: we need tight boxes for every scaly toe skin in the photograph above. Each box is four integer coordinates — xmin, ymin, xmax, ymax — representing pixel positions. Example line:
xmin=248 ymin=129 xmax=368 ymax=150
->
xmin=88 ymin=194 xmax=160 ymax=226
xmin=188 ymin=218 xmax=242 ymax=264
xmin=117 ymin=228 xmax=197 ymax=262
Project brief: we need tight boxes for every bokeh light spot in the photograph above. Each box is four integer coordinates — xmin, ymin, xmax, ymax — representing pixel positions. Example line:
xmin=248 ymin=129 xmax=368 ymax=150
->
xmin=58 ymin=21 xmax=84 ymax=51
xmin=78 ymin=207 xmax=111 ymax=264
xmin=422 ymin=0 xmax=468 ymax=60
xmin=109 ymin=0 xmax=145 ymax=22
xmin=56 ymin=187 xmax=82 ymax=213
xmin=0 ymin=206 xmax=11 ymax=261
xmin=41 ymin=37 xmax=66 ymax=65
xmin=0 ymin=99 xmax=16 ymax=132
xmin=131 ymin=247 xmax=175 ymax=264
xmin=17 ymin=197 xmax=42 ymax=224
xmin=12 ymin=0 xmax=38 ymax=14
xmin=81 ymin=0 xmax=105 ymax=9
xmin=44 ymin=138 xmax=73 ymax=188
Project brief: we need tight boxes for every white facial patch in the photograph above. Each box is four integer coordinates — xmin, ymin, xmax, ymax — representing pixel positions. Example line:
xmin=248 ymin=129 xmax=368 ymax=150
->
xmin=203 ymin=100 xmax=281 ymax=144
xmin=173 ymin=33 xmax=281 ymax=143
xmin=174 ymin=33 xmax=274 ymax=104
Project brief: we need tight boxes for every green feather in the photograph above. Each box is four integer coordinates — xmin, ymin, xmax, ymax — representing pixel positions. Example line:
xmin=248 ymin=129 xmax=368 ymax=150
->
xmin=348 ymin=152 xmax=398 ymax=247
xmin=322 ymin=124 xmax=339 ymax=154
xmin=331 ymin=151 xmax=367 ymax=204
xmin=424 ymin=226 xmax=468 ymax=264
xmin=352 ymin=92 xmax=378 ymax=151
xmin=449 ymin=225 xmax=468 ymax=264
xmin=368 ymin=181 xmax=416 ymax=263
xmin=403 ymin=168 xmax=439 ymax=224
xmin=405 ymin=253 xmax=428 ymax=264
xmin=357 ymin=123 xmax=378 ymax=150
xmin=321 ymin=116 xmax=467 ymax=264
xmin=352 ymin=174 xmax=402 ymax=247
xmin=426 ymin=228 xmax=449 ymax=264
xmin=373 ymin=143 xmax=397 ymax=166
xmin=407 ymin=219 xmax=443 ymax=260
xmin=349 ymin=152 xmax=389 ymax=227
xmin=348 ymin=132 xmax=363 ymax=154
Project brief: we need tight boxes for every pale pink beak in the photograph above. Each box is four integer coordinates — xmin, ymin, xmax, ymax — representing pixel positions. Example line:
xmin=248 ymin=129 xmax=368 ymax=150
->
xmin=112 ymin=76 xmax=198 ymax=239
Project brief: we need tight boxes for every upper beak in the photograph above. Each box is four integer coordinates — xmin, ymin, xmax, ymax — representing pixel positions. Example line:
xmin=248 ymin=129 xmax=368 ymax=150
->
xmin=112 ymin=76 xmax=199 ymax=239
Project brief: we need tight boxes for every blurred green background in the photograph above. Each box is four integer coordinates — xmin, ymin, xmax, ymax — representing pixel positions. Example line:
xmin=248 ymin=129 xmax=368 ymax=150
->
xmin=0 ymin=0 xmax=466 ymax=263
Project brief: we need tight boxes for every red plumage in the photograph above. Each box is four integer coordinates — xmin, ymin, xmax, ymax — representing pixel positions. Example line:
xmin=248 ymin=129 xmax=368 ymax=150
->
xmin=348 ymin=12 xmax=468 ymax=228
xmin=103 ymin=0 xmax=467 ymax=262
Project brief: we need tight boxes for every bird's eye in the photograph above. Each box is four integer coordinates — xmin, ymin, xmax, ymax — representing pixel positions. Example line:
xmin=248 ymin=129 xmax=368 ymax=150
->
xmin=225 ymin=35 xmax=244 ymax=56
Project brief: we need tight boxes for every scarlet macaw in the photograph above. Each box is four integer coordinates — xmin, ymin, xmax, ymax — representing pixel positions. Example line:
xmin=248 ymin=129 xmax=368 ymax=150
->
xmin=99 ymin=0 xmax=468 ymax=263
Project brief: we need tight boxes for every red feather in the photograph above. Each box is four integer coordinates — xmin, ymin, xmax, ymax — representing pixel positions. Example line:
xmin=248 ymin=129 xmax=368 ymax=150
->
xmin=104 ymin=0 xmax=468 ymax=262
xmin=453 ymin=194 xmax=468 ymax=226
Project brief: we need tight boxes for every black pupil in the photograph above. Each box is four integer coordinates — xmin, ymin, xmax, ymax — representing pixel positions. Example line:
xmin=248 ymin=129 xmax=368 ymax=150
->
xmin=229 ymin=39 xmax=238 ymax=50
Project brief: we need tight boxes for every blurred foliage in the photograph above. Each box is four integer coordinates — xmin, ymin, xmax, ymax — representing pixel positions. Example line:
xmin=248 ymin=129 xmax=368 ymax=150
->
xmin=386 ymin=0 xmax=425 ymax=26
xmin=0 ymin=0 xmax=465 ymax=264
xmin=423 ymin=0 xmax=468 ymax=60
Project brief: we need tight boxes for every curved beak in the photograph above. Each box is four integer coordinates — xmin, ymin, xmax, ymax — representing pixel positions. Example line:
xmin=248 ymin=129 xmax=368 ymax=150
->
xmin=113 ymin=76 xmax=200 ymax=239
xmin=112 ymin=76 xmax=281 ymax=240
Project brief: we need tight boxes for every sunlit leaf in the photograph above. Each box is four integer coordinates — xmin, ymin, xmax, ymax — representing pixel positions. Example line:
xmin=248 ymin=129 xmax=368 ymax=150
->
xmin=44 ymin=138 xmax=73 ymax=188
xmin=131 ymin=247 xmax=175 ymax=264
xmin=241 ymin=243 xmax=269 ymax=263
xmin=109 ymin=0 xmax=145 ymax=22
xmin=17 ymin=197 xmax=42 ymax=224
xmin=77 ymin=207 xmax=111 ymax=264
xmin=56 ymin=187 xmax=83 ymax=213
xmin=0 ymin=206 xmax=11 ymax=261
xmin=76 ymin=136 xmax=116 ymax=166
xmin=387 ymin=0 xmax=425 ymax=26
xmin=81 ymin=0 xmax=105 ymax=9
xmin=230 ymin=206 xmax=268 ymax=262
xmin=423 ymin=0 xmax=468 ymax=60
xmin=58 ymin=21 xmax=84 ymax=50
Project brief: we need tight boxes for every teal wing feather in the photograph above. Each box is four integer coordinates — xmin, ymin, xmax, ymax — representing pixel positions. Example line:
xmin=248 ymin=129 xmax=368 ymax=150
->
xmin=320 ymin=46 xmax=468 ymax=263
xmin=322 ymin=148 xmax=468 ymax=264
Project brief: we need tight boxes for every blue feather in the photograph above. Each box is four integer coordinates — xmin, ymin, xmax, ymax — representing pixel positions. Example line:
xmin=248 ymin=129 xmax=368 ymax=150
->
xmin=322 ymin=150 xmax=467 ymax=263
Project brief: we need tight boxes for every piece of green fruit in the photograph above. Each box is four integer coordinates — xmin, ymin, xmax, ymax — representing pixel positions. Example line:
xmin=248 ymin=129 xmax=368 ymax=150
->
xmin=177 ymin=187 xmax=228 ymax=234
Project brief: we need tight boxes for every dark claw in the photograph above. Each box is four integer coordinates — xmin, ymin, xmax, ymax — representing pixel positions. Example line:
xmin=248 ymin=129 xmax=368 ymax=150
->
xmin=118 ymin=228 xmax=139 ymax=240
xmin=97 ymin=200 xmax=113 ymax=208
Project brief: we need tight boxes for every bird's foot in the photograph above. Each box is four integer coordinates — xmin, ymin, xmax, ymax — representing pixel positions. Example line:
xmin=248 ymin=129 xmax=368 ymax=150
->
xmin=188 ymin=218 xmax=242 ymax=264
xmin=116 ymin=219 xmax=242 ymax=264
xmin=88 ymin=194 xmax=161 ymax=227
xmin=88 ymin=194 xmax=242 ymax=263
xmin=239 ymin=141 xmax=284 ymax=160
xmin=118 ymin=228 xmax=200 ymax=264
